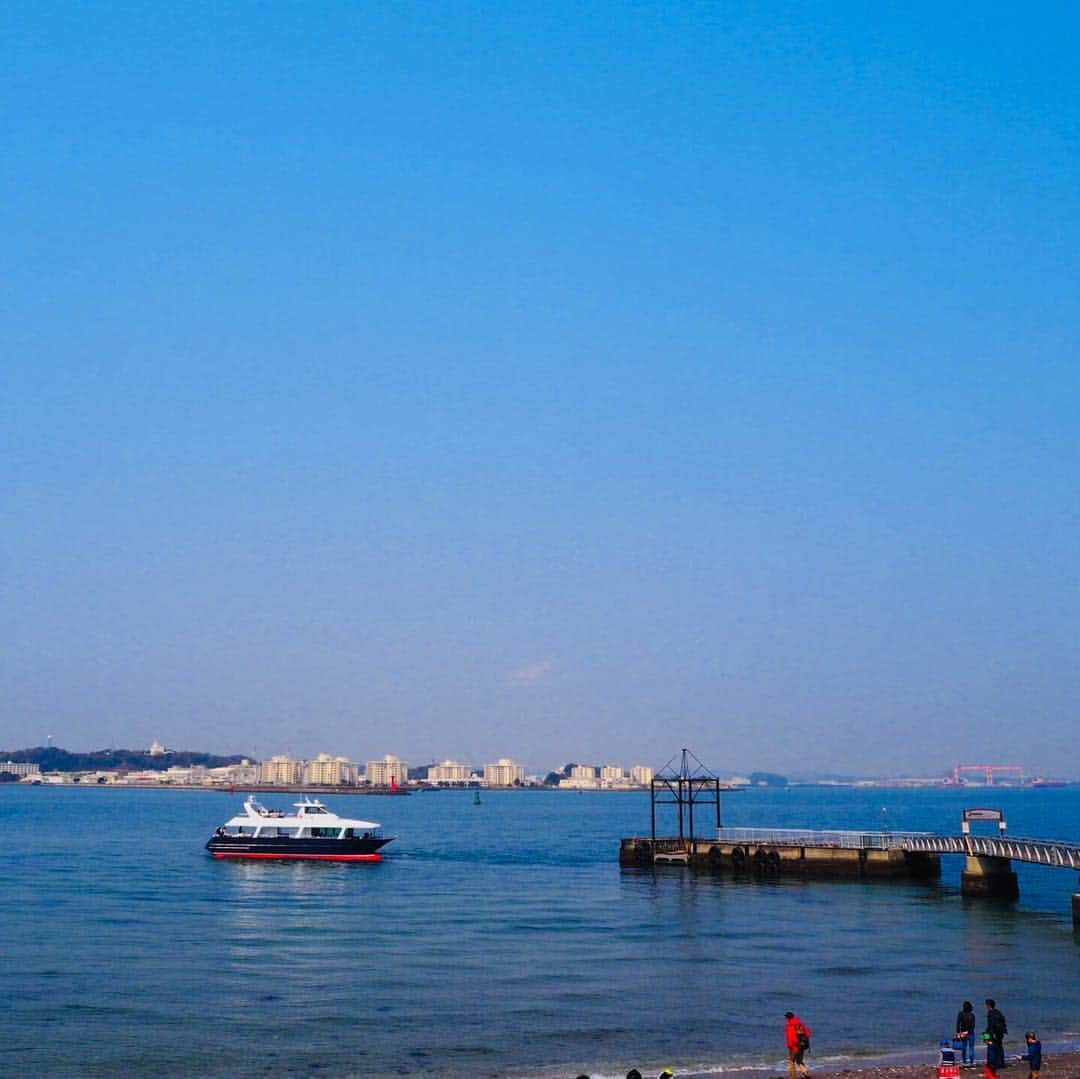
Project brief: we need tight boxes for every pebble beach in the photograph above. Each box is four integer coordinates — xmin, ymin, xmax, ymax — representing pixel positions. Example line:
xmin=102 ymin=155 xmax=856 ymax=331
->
xmin=819 ymin=1055 xmax=1080 ymax=1079
xmin=589 ymin=1052 xmax=1080 ymax=1079
xmin=673 ymin=1054 xmax=1080 ymax=1079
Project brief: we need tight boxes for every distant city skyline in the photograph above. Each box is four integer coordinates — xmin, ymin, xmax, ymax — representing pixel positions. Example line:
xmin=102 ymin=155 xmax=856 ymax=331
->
xmin=4 ymin=5 xmax=1078 ymax=777
xmin=3 ymin=738 xmax=1074 ymax=784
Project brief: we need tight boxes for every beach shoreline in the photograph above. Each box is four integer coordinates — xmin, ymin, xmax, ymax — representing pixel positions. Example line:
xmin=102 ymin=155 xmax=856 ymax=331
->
xmin=786 ymin=1051 xmax=1080 ymax=1079
xmin=562 ymin=1047 xmax=1080 ymax=1079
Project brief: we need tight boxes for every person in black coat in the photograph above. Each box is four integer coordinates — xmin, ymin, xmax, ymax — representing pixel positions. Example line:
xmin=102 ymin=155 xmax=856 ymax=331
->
xmin=956 ymin=1001 xmax=976 ymax=1065
xmin=984 ymin=999 xmax=1007 ymax=1071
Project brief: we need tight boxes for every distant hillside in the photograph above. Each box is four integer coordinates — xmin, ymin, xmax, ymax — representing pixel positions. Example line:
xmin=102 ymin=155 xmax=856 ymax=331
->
xmin=0 ymin=746 xmax=246 ymax=772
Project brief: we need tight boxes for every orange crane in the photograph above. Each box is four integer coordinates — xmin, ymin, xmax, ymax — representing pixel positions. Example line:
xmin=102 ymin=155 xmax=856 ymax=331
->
xmin=948 ymin=763 xmax=1025 ymax=786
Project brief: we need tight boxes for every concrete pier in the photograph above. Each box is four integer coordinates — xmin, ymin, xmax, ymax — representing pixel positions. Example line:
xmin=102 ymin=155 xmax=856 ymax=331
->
xmin=960 ymin=855 xmax=1019 ymax=900
xmin=619 ymin=836 xmax=941 ymax=881
xmin=625 ymin=799 xmax=1080 ymax=918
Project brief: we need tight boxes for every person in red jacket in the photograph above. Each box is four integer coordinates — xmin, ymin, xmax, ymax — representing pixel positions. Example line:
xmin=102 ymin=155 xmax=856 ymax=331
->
xmin=785 ymin=1011 xmax=812 ymax=1079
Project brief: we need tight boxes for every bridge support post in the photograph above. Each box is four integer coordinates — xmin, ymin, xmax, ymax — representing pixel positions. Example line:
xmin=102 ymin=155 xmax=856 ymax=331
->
xmin=961 ymin=855 xmax=1018 ymax=900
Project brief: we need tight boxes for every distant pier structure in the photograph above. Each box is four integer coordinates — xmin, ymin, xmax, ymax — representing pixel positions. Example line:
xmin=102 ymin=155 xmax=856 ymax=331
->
xmin=620 ymin=751 xmax=1080 ymax=925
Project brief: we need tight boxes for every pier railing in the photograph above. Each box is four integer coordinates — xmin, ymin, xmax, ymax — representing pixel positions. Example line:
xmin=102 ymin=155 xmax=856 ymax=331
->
xmin=715 ymin=827 xmax=930 ymax=851
xmin=709 ymin=828 xmax=1080 ymax=866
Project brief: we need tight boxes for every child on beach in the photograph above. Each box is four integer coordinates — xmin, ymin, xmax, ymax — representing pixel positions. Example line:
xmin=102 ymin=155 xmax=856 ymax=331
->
xmin=1019 ymin=1032 xmax=1042 ymax=1079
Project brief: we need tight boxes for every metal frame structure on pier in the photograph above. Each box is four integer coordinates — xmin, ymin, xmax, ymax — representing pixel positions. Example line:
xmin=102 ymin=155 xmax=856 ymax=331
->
xmin=650 ymin=747 xmax=722 ymax=847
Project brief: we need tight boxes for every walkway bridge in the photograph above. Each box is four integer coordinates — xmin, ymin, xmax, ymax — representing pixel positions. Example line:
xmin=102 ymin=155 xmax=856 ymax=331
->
xmin=901 ymin=832 xmax=1080 ymax=869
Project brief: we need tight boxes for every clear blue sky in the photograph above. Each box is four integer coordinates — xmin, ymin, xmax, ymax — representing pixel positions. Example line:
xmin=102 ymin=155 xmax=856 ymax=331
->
xmin=3 ymin=3 xmax=1078 ymax=776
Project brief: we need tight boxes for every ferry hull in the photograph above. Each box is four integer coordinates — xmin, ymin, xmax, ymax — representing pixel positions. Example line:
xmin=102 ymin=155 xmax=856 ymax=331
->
xmin=210 ymin=850 xmax=384 ymax=862
xmin=205 ymin=836 xmax=392 ymax=861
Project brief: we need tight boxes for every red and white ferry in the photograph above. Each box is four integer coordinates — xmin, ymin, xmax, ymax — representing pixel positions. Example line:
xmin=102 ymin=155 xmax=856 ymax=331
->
xmin=206 ymin=796 xmax=393 ymax=861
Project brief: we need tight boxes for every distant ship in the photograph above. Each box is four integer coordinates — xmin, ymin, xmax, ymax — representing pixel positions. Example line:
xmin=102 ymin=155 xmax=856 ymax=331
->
xmin=1028 ymin=777 xmax=1067 ymax=788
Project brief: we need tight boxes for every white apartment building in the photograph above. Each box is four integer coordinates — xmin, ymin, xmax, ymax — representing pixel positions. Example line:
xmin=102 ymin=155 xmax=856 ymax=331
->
xmin=554 ymin=763 xmax=656 ymax=790
xmin=365 ymin=754 xmax=408 ymax=787
xmin=0 ymin=762 xmax=40 ymax=778
xmin=303 ymin=753 xmax=359 ymax=786
xmin=211 ymin=760 xmax=258 ymax=786
xmin=428 ymin=760 xmax=472 ymax=786
xmin=162 ymin=765 xmax=199 ymax=784
xmin=483 ymin=758 xmax=525 ymax=787
xmin=560 ymin=764 xmax=600 ymax=790
xmin=258 ymin=755 xmax=304 ymax=785
xmin=559 ymin=775 xmax=599 ymax=789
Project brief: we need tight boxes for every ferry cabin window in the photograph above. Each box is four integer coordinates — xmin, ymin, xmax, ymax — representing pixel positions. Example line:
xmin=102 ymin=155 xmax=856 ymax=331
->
xmin=277 ymin=828 xmax=292 ymax=837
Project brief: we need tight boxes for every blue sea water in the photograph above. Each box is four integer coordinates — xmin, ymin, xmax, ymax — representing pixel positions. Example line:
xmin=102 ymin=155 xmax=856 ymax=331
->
xmin=1 ymin=784 xmax=1077 ymax=1078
